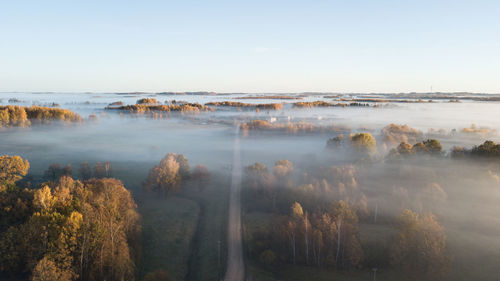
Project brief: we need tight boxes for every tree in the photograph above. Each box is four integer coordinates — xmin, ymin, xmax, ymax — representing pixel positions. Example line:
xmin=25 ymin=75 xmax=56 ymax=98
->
xmin=92 ymin=162 xmax=113 ymax=178
xmin=291 ymin=202 xmax=304 ymax=219
xmin=382 ymin=124 xmax=422 ymax=144
xmin=412 ymin=139 xmax=442 ymax=155
xmin=77 ymin=178 xmax=140 ymax=281
xmin=471 ymin=140 xmax=500 ymax=157
xmin=326 ymin=134 xmax=344 ymax=149
xmin=423 ymin=139 xmax=442 ymax=155
xmin=0 ymin=168 xmax=141 ymax=281
xmin=31 ymin=256 xmax=75 ymax=281
xmin=33 ymin=185 xmax=55 ymax=211
xmin=143 ymin=154 xmax=182 ymax=195
xmin=244 ymin=162 xmax=275 ymax=190
xmin=0 ymin=155 xmax=30 ymax=184
xmin=246 ymin=162 xmax=268 ymax=177
xmin=350 ymin=133 xmax=376 ymax=153
xmin=273 ymin=160 xmax=294 ymax=183
xmin=329 ymin=200 xmax=363 ymax=269
xmin=288 ymin=202 xmax=304 ymax=264
xmin=79 ymin=162 xmax=91 ymax=180
xmin=390 ymin=209 xmax=450 ymax=279
xmin=94 ymin=162 xmax=105 ymax=178
xmin=45 ymin=163 xmax=63 ymax=181
xmin=397 ymin=142 xmax=414 ymax=155
xmin=0 ymin=108 xmax=9 ymax=127
xmin=62 ymin=164 xmax=72 ymax=177
xmin=173 ymin=154 xmax=190 ymax=179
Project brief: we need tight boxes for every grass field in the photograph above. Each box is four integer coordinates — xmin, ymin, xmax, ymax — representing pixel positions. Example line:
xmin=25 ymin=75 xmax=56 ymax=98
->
xmin=183 ymin=173 xmax=230 ymax=281
xmin=113 ymin=162 xmax=232 ymax=281
xmin=137 ymin=193 xmax=200 ymax=281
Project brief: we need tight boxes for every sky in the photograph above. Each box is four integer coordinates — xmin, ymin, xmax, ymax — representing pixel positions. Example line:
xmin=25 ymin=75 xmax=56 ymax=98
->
xmin=1 ymin=0 xmax=499 ymax=93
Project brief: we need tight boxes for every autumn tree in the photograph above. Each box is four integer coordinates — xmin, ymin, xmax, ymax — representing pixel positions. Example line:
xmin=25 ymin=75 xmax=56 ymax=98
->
xmin=273 ymin=160 xmax=294 ymax=186
xmin=0 ymin=161 xmax=141 ymax=281
xmin=350 ymin=133 xmax=376 ymax=154
xmin=390 ymin=209 xmax=450 ymax=279
xmin=328 ymin=200 xmax=363 ymax=269
xmin=244 ymin=162 xmax=275 ymax=190
xmin=272 ymin=201 xmax=363 ymax=269
xmin=143 ymin=153 xmax=191 ymax=195
xmin=412 ymin=139 xmax=442 ymax=155
xmin=381 ymin=124 xmax=422 ymax=144
xmin=31 ymin=256 xmax=75 ymax=281
xmin=287 ymin=202 xmax=303 ymax=264
xmin=0 ymin=155 xmax=30 ymax=185
xmin=397 ymin=142 xmax=414 ymax=155
xmin=244 ymin=163 xmax=277 ymax=211
xmin=471 ymin=140 xmax=500 ymax=157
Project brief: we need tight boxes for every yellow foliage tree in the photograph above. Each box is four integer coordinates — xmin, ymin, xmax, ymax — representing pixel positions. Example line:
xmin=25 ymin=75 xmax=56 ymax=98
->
xmin=0 ymin=155 xmax=30 ymax=184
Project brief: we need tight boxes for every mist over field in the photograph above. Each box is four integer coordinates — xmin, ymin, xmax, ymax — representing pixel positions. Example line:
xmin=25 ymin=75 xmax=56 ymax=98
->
xmin=1 ymin=92 xmax=500 ymax=281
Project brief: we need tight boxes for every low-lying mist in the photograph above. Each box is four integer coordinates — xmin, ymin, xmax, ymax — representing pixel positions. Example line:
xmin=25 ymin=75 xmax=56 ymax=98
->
xmin=2 ymin=92 xmax=500 ymax=281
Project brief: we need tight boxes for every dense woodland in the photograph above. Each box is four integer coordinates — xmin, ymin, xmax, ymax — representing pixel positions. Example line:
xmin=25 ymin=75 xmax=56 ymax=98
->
xmin=0 ymin=155 xmax=141 ymax=281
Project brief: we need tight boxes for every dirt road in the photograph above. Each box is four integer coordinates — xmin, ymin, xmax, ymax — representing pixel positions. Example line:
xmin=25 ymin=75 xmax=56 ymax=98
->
xmin=223 ymin=125 xmax=245 ymax=281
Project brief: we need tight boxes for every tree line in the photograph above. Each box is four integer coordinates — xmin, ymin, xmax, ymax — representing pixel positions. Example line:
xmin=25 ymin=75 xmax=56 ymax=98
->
xmin=0 ymin=105 xmax=81 ymax=127
xmin=242 ymin=159 xmax=451 ymax=280
xmin=0 ymin=155 xmax=141 ymax=281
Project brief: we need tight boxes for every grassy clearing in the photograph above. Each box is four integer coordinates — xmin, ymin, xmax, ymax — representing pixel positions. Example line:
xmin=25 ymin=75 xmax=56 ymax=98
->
xmin=137 ymin=193 xmax=200 ymax=281
xmin=183 ymin=173 xmax=230 ymax=281
xmin=113 ymin=161 xmax=231 ymax=281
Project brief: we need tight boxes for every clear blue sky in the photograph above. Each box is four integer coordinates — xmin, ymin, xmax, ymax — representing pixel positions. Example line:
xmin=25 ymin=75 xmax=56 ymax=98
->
xmin=1 ymin=0 xmax=499 ymax=93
